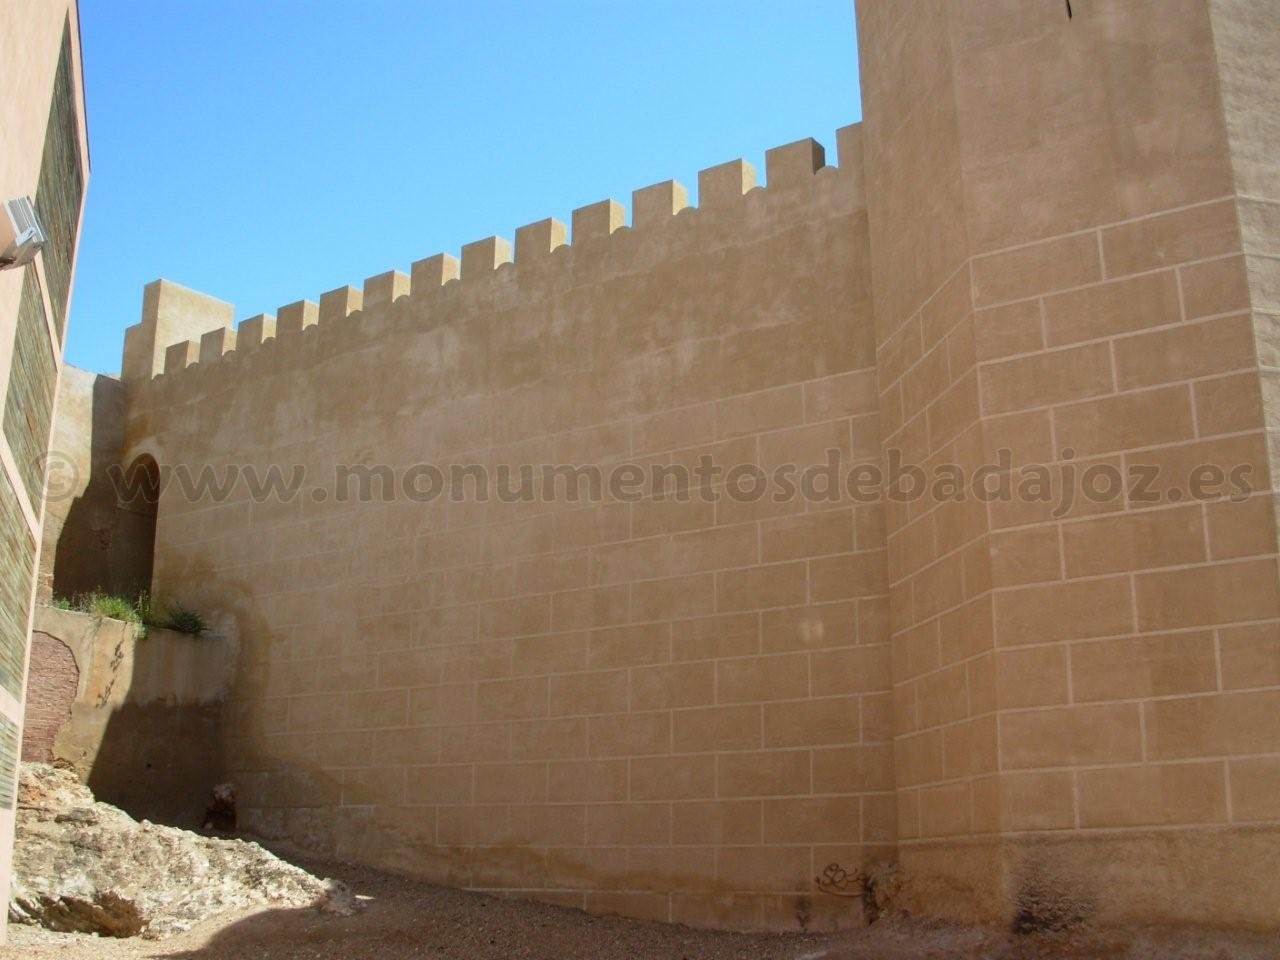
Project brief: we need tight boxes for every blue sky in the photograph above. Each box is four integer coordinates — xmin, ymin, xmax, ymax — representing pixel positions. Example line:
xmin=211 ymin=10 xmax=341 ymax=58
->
xmin=68 ymin=1 xmax=860 ymax=374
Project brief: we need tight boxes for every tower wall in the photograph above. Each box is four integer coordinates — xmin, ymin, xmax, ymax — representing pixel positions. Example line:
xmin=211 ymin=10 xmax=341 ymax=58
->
xmin=856 ymin=0 xmax=1280 ymax=928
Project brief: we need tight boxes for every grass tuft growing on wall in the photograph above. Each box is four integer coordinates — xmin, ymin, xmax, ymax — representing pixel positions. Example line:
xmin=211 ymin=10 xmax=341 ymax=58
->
xmin=155 ymin=601 xmax=207 ymax=637
xmin=48 ymin=591 xmax=208 ymax=638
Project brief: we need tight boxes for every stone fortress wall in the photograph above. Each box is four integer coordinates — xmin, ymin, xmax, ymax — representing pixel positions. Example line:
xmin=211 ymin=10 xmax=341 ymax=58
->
xmin=116 ymin=132 xmax=891 ymax=930
xmin=72 ymin=0 xmax=1280 ymax=933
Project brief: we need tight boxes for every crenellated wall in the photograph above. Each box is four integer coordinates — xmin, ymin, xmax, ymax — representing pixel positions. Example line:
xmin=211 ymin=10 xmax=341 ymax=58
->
xmin=71 ymin=0 xmax=1280 ymax=934
xmin=115 ymin=131 xmax=894 ymax=930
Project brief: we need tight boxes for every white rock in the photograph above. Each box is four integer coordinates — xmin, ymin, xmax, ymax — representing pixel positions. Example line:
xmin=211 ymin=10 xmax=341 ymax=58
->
xmin=9 ymin=763 xmax=357 ymax=939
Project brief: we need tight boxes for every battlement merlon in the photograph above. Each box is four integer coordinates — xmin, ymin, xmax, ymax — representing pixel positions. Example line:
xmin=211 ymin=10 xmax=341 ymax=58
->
xmin=125 ymin=123 xmax=865 ymax=385
xmin=122 ymin=279 xmax=234 ymax=382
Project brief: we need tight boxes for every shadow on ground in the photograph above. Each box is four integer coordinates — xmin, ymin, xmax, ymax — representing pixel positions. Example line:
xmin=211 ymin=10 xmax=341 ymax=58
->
xmin=8 ymin=856 xmax=1280 ymax=960
xmin=154 ymin=866 xmax=851 ymax=960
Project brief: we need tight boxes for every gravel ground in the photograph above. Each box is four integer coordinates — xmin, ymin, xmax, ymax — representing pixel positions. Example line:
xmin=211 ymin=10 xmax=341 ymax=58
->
xmin=5 ymin=857 xmax=1278 ymax=959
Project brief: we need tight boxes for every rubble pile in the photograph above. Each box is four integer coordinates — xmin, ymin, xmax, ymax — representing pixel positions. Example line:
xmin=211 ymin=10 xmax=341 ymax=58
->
xmin=9 ymin=763 xmax=355 ymax=939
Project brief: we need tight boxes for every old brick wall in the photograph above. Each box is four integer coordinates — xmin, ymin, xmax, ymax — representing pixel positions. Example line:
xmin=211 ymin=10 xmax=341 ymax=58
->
xmin=19 ymin=632 xmax=77 ymax=763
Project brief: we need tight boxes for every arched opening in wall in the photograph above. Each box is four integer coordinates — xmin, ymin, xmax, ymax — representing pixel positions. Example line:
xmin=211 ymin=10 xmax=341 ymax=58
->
xmin=113 ymin=453 xmax=160 ymax=600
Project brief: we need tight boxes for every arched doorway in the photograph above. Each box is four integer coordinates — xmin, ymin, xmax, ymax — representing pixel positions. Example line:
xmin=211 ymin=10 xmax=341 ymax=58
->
xmin=114 ymin=453 xmax=159 ymax=600
xmin=51 ymin=439 xmax=161 ymax=604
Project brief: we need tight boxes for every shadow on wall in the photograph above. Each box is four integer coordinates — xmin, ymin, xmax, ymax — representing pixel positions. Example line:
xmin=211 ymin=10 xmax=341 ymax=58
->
xmin=42 ymin=368 xmax=155 ymax=603
xmin=25 ymin=366 xmax=220 ymax=824
xmin=23 ymin=605 xmax=233 ymax=829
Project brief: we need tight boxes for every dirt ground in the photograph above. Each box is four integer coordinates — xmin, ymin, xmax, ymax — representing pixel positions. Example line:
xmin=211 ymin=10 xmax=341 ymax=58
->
xmin=5 ymin=857 xmax=1278 ymax=960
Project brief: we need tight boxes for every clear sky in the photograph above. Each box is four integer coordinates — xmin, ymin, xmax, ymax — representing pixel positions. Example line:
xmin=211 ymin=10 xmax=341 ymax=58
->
xmin=68 ymin=1 xmax=860 ymax=374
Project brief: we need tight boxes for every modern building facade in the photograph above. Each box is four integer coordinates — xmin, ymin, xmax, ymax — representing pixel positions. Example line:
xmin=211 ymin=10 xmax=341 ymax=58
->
xmin=0 ymin=0 xmax=89 ymax=939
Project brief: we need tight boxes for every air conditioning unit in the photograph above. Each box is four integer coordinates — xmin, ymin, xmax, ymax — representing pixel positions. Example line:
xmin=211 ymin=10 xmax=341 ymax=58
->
xmin=0 ymin=196 xmax=48 ymax=269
